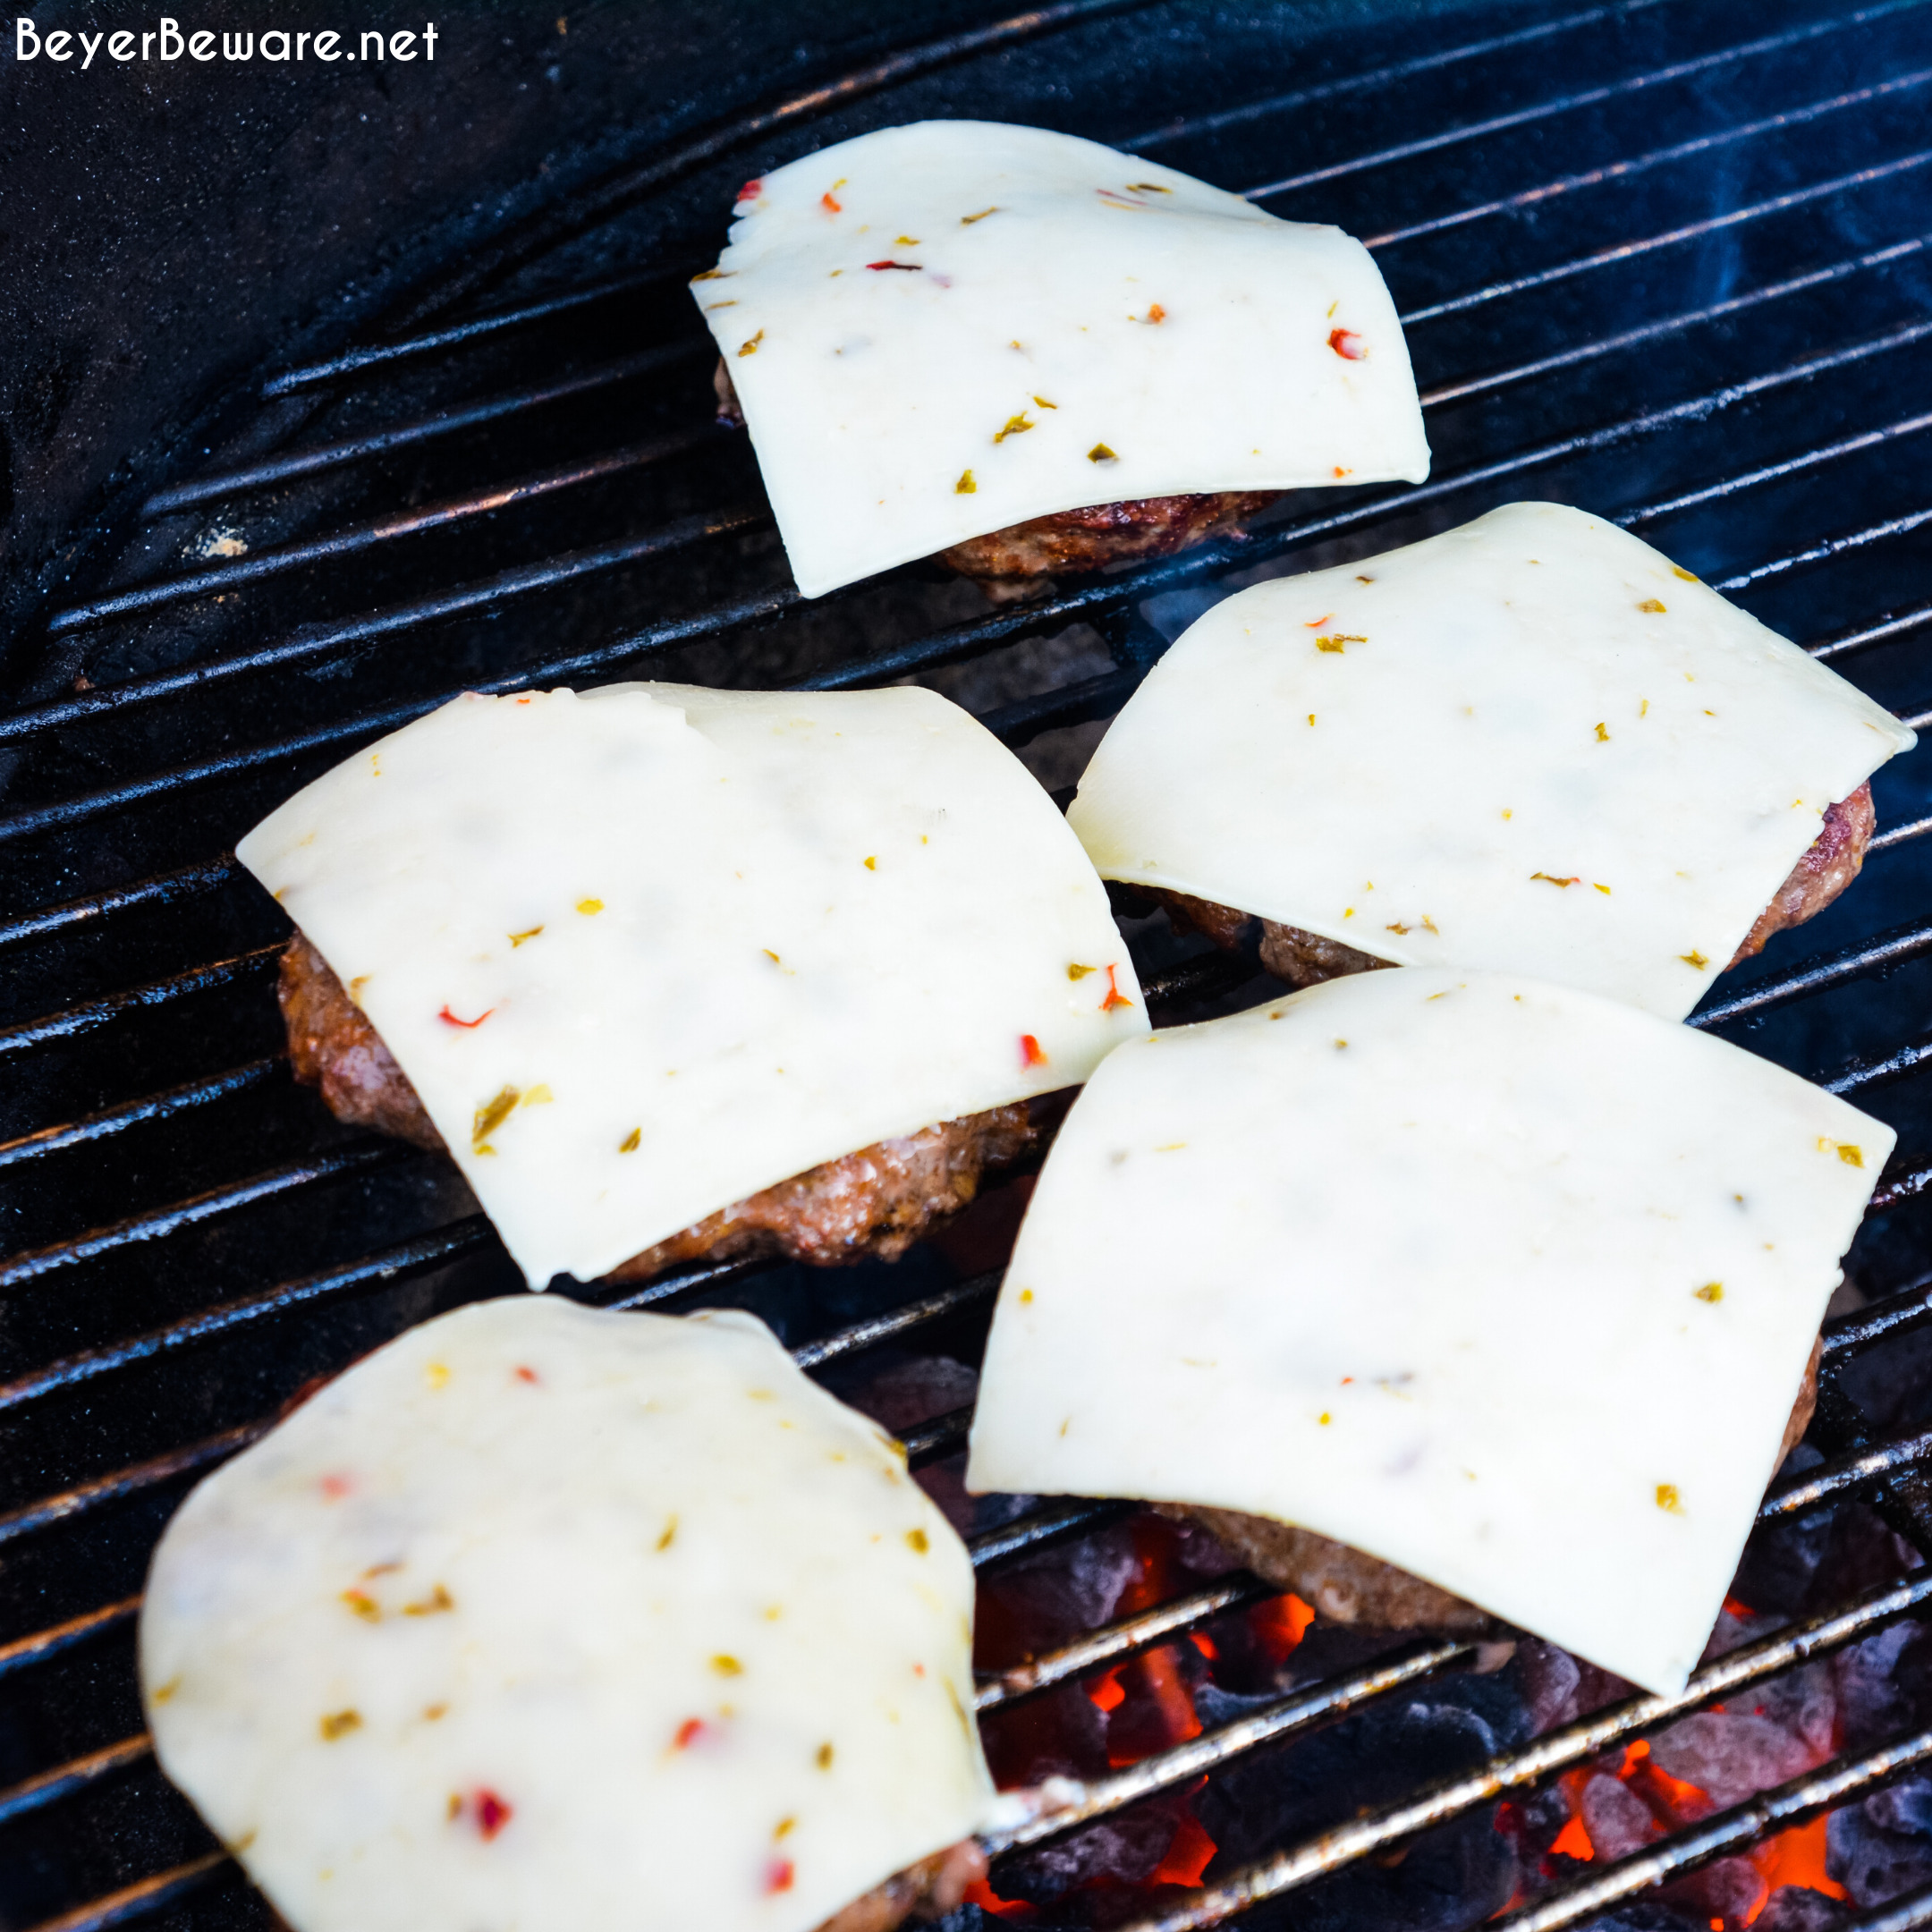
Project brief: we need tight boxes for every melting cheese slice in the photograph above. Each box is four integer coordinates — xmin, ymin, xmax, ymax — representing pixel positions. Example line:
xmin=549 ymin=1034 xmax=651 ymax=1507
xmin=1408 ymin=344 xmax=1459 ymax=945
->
xmin=968 ymin=970 xmax=1892 ymax=1693
xmin=1069 ymin=502 xmax=1914 ymax=1020
xmin=142 ymin=1297 xmax=1000 ymax=1932
xmin=695 ymin=120 xmax=1428 ymax=597
xmin=237 ymin=682 xmax=1145 ymax=1287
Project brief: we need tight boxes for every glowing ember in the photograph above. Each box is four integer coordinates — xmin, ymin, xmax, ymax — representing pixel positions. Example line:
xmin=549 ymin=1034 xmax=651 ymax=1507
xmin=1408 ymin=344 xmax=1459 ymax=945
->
xmin=1149 ymin=1799 xmax=1218 ymax=1887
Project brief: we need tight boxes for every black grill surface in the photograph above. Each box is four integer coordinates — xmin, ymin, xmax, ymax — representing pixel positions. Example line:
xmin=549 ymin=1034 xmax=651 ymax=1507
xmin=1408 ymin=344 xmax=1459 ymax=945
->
xmin=7 ymin=5 xmax=1932 ymax=1931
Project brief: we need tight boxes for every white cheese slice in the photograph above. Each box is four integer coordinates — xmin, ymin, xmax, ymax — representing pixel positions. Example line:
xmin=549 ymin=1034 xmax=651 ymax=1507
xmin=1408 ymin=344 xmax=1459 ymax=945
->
xmin=142 ymin=1297 xmax=999 ymax=1932
xmin=237 ymin=683 xmax=1145 ymax=1287
xmin=695 ymin=120 xmax=1428 ymax=597
xmin=1068 ymin=502 xmax=1914 ymax=1020
xmin=967 ymin=970 xmax=1892 ymax=1693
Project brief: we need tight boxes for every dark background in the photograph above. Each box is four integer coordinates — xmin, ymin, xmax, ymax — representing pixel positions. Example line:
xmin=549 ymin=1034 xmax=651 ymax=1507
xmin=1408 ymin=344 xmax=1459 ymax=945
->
xmin=0 ymin=0 xmax=988 ymax=653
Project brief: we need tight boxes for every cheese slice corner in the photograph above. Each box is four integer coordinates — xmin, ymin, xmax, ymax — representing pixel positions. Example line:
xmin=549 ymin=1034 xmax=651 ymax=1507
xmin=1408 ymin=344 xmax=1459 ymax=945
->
xmin=237 ymin=682 xmax=1146 ymax=1286
xmin=142 ymin=1295 xmax=997 ymax=1932
xmin=696 ymin=120 xmax=1428 ymax=596
xmin=966 ymin=968 xmax=1891 ymax=1693
xmin=1068 ymin=501 xmax=1914 ymax=1019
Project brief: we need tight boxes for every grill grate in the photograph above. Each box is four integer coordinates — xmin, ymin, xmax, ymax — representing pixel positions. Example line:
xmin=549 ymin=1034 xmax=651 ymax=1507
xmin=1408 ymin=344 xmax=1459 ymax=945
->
xmin=6 ymin=2 xmax=1932 ymax=1929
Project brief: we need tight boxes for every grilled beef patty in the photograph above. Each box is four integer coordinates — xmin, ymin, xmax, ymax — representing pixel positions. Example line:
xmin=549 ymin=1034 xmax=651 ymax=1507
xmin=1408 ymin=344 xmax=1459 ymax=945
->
xmin=1146 ymin=782 xmax=1877 ymax=993
xmin=1172 ymin=1334 xmax=1823 ymax=1631
xmin=818 ymin=1842 xmax=988 ymax=1932
xmin=277 ymin=935 xmax=1051 ymax=1280
xmin=934 ymin=490 xmax=1282 ymax=588
xmin=1728 ymin=781 xmax=1877 ymax=964
xmin=711 ymin=360 xmax=1278 ymax=590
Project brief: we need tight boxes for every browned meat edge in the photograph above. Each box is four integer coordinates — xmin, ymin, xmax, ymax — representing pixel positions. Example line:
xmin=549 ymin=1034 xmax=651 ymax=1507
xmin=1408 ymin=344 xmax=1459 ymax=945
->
xmin=1726 ymin=781 xmax=1876 ymax=966
xmin=278 ymin=935 xmax=1054 ymax=1283
xmin=1140 ymin=782 xmax=1877 ymax=992
xmin=1166 ymin=1333 xmax=1823 ymax=1633
xmin=816 ymin=1841 xmax=988 ymax=1932
xmin=935 ymin=491 xmax=1283 ymax=588
xmin=711 ymin=359 xmax=1279 ymax=590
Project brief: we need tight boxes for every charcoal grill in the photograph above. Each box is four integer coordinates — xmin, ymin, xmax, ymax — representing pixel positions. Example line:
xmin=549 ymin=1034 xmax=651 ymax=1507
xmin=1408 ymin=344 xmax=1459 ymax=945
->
xmin=7 ymin=2 xmax=1932 ymax=1928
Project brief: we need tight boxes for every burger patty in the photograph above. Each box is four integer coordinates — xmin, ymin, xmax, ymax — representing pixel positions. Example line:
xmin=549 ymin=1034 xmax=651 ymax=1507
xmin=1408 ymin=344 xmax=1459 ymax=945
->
xmin=1728 ymin=782 xmax=1876 ymax=966
xmin=935 ymin=490 xmax=1283 ymax=587
xmin=1171 ymin=1334 xmax=1823 ymax=1632
xmin=277 ymin=935 xmax=1051 ymax=1279
xmin=818 ymin=1842 xmax=988 ymax=1932
xmin=711 ymin=360 xmax=1279 ymax=589
xmin=1146 ymin=782 xmax=1877 ymax=993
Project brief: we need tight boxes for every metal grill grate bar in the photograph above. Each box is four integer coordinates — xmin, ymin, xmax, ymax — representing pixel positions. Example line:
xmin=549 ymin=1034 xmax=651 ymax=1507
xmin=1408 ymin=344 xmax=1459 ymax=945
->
xmin=0 ymin=1142 xmax=411 ymax=1294
xmin=1417 ymin=232 xmax=1932 ymax=410
xmin=1364 ymin=65 xmax=1932 ymax=250
xmin=0 ymin=1598 xmax=141 ymax=1682
xmin=1847 ymin=1879 xmax=1932 ymax=1932
xmin=1760 ymin=1424 xmax=1932 ymax=1515
xmin=1716 ymin=501 xmax=1932 ymax=594
xmin=0 ymin=948 xmax=280 ymax=1055
xmin=0 ymin=1261 xmax=995 ymax=1555
xmin=974 ymin=1575 xmax=1279 ymax=1713
xmin=1108 ymin=1570 xmax=1932 ymax=1932
xmin=0 ymin=858 xmax=240 ymax=951
xmin=21 ymin=1855 xmax=232 ymax=1932
xmin=1826 ymin=1273 xmax=1932 ymax=1356
xmin=257 ymin=264 xmax=702 ymax=397
xmin=983 ymin=1638 xmax=1478 ymax=1859
xmin=1492 ymin=1729 xmax=1932 ymax=1932
xmin=146 ymin=343 xmax=710 ymax=517
xmin=1828 ymin=1038 xmax=1932 ymax=1097
xmin=0 ymin=1424 xmax=270 ymax=1550
xmin=0 ymin=1218 xmax=496 ymax=1417
xmin=47 ymin=427 xmax=724 ymax=635
xmin=1874 ymin=814 xmax=1932 ymax=852
xmin=1628 ymin=407 xmax=1932 ymax=527
xmin=1241 ymin=1 xmax=1929 ymax=201
xmin=0 ymin=512 xmax=767 ymax=751
xmin=0 ymin=1061 xmax=284 ymax=1171
xmin=1689 ymin=917 xmax=1932 ymax=1029
xmin=1400 ymin=148 xmax=1932 ymax=327
xmin=1123 ymin=2 xmax=1668 ymax=153
xmin=0 ymin=1738 xmax=154 ymax=1830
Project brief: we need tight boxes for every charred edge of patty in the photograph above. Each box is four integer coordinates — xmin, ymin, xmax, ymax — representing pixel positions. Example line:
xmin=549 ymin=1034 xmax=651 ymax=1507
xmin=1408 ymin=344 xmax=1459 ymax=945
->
xmin=935 ymin=490 xmax=1284 ymax=589
xmin=1125 ymin=885 xmax=1392 ymax=992
xmin=279 ymin=936 xmax=446 ymax=1151
xmin=278 ymin=935 xmax=1057 ymax=1279
xmin=1164 ymin=1504 xmax=1495 ymax=1632
xmin=1131 ymin=784 xmax=1877 ymax=993
xmin=604 ymin=1094 xmax=1061 ymax=1280
xmin=709 ymin=358 xmax=1279 ymax=589
xmin=714 ymin=357 xmax=746 ymax=428
xmin=1728 ymin=782 xmax=1875 ymax=967
xmin=1165 ymin=1334 xmax=1822 ymax=1633
xmin=816 ymin=1842 xmax=989 ymax=1932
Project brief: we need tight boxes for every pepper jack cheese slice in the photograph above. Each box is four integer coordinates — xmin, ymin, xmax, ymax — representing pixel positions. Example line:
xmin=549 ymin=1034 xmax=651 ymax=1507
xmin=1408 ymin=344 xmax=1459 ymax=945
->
xmin=236 ymin=682 xmax=1145 ymax=1287
xmin=967 ymin=970 xmax=1893 ymax=1694
xmin=142 ymin=1297 xmax=1001 ymax=1932
xmin=1068 ymin=502 xmax=1914 ymax=1020
xmin=695 ymin=120 xmax=1428 ymax=597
